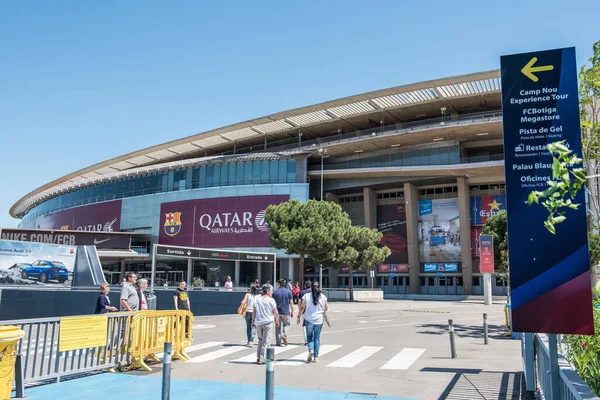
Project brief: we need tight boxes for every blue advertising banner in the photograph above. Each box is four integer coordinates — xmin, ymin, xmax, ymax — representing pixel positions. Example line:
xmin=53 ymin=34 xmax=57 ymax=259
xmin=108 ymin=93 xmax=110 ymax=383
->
xmin=470 ymin=195 xmax=506 ymax=225
xmin=501 ymin=47 xmax=593 ymax=334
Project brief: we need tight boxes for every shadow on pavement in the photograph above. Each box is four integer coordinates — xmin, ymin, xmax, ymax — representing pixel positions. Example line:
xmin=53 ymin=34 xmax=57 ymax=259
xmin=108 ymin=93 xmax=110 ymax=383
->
xmin=420 ymin=367 xmax=535 ymax=400
xmin=415 ymin=323 xmax=511 ymax=339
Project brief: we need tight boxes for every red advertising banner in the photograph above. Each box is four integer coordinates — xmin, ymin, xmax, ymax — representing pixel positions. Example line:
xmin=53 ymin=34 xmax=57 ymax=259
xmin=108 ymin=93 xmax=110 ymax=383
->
xmin=479 ymin=234 xmax=494 ymax=273
xmin=20 ymin=200 xmax=122 ymax=232
xmin=471 ymin=226 xmax=483 ymax=258
xmin=378 ymin=264 xmax=390 ymax=273
xmin=159 ymin=195 xmax=289 ymax=248
xmin=377 ymin=203 xmax=408 ymax=264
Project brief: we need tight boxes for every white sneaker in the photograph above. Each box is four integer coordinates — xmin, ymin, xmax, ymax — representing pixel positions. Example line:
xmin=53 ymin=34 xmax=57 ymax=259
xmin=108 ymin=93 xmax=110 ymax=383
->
xmin=306 ymin=351 xmax=314 ymax=363
xmin=314 ymin=357 xmax=319 ymax=363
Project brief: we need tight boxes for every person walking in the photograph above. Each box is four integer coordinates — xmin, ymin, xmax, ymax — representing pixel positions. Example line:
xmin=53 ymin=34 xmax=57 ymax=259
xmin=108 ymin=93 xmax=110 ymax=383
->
xmin=292 ymin=282 xmax=300 ymax=304
xmin=95 ymin=284 xmax=117 ymax=314
xmin=298 ymin=280 xmax=312 ymax=345
xmin=252 ymin=284 xmax=279 ymax=364
xmin=224 ymin=276 xmax=233 ymax=291
xmin=120 ymin=273 xmax=139 ymax=311
xmin=297 ymin=282 xmax=328 ymax=363
xmin=240 ymin=284 xmax=258 ymax=347
xmin=273 ymin=279 xmax=294 ymax=346
xmin=174 ymin=280 xmax=192 ymax=337
xmin=137 ymin=278 xmax=149 ymax=310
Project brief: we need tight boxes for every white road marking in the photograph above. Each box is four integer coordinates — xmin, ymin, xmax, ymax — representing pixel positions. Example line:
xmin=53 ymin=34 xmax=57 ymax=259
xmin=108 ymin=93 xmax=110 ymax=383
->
xmin=276 ymin=345 xmax=342 ymax=366
xmin=193 ymin=324 xmax=217 ymax=330
xmin=185 ymin=342 xmax=225 ymax=353
xmin=380 ymin=348 xmax=426 ymax=370
xmin=228 ymin=345 xmax=299 ymax=364
xmin=326 ymin=346 xmax=383 ymax=368
xmin=189 ymin=345 xmax=249 ymax=363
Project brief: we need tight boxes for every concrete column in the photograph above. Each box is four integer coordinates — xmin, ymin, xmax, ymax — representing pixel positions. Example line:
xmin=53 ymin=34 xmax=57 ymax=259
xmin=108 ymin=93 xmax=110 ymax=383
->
xmin=288 ymin=259 xmax=294 ymax=282
xmin=483 ymin=273 xmax=493 ymax=305
xmin=119 ymin=259 xmax=126 ymax=283
xmin=329 ymin=268 xmax=339 ymax=288
xmin=363 ymin=188 xmax=377 ymax=228
xmin=325 ymin=193 xmax=339 ymax=203
xmin=257 ymin=262 xmax=262 ymax=283
xmin=363 ymin=187 xmax=377 ymax=288
xmin=404 ymin=183 xmax=420 ymax=294
xmin=234 ymin=260 xmax=240 ymax=286
xmin=187 ymin=259 xmax=193 ymax=287
xmin=457 ymin=177 xmax=473 ymax=295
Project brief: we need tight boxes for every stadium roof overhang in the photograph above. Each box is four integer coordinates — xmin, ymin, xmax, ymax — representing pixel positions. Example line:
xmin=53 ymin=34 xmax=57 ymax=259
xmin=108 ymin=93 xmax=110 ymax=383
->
xmin=11 ymin=70 xmax=501 ymax=218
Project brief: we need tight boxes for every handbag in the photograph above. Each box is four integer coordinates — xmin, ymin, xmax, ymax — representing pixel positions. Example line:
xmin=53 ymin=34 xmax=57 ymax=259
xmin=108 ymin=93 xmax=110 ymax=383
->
xmin=238 ymin=294 xmax=248 ymax=317
xmin=319 ymin=299 xmax=331 ymax=328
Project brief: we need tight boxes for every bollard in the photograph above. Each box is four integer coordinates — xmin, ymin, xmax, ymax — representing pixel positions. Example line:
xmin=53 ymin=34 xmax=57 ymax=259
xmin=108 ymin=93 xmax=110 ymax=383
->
xmin=15 ymin=354 xmax=25 ymax=399
xmin=162 ymin=342 xmax=172 ymax=400
xmin=448 ymin=319 xmax=457 ymax=359
xmin=483 ymin=313 xmax=489 ymax=345
xmin=265 ymin=347 xmax=274 ymax=400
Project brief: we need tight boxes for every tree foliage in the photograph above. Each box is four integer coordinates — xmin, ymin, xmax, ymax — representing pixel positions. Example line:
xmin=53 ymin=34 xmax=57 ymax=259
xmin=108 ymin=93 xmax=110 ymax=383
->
xmin=265 ymin=199 xmax=351 ymax=283
xmin=482 ymin=210 xmax=509 ymax=275
xmin=580 ymin=40 xmax=600 ymax=229
xmin=317 ymin=226 xmax=390 ymax=301
xmin=527 ymin=141 xmax=585 ymax=234
xmin=589 ymin=233 xmax=600 ymax=267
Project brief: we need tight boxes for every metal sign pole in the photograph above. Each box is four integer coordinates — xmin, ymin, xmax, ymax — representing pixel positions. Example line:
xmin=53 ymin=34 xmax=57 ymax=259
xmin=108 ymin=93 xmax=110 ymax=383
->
xmin=150 ymin=244 xmax=157 ymax=293
xmin=273 ymin=254 xmax=277 ymax=284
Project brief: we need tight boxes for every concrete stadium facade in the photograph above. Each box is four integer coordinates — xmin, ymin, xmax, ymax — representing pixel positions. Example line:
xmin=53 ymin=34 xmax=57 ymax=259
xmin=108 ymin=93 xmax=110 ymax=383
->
xmin=9 ymin=70 xmax=508 ymax=296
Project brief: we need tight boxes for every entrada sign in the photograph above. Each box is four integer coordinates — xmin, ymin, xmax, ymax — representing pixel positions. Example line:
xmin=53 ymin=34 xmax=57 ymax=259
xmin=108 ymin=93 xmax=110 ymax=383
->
xmin=155 ymin=245 xmax=275 ymax=263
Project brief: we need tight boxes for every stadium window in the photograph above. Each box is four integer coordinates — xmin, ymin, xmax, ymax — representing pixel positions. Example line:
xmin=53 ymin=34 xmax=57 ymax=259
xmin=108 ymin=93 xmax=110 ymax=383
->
xmin=287 ymin=160 xmax=296 ymax=183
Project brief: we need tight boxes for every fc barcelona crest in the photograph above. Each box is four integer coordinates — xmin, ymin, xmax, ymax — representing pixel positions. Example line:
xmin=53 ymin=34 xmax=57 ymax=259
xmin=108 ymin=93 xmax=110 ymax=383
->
xmin=164 ymin=212 xmax=182 ymax=237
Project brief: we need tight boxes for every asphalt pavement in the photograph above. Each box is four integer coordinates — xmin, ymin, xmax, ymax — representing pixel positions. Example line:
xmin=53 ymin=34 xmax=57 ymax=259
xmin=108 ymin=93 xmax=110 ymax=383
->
xmin=21 ymin=299 xmax=528 ymax=400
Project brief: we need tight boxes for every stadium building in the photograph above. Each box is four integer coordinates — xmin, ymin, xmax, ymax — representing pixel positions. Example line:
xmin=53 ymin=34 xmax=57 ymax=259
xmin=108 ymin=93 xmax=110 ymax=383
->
xmin=9 ymin=70 xmax=508 ymax=296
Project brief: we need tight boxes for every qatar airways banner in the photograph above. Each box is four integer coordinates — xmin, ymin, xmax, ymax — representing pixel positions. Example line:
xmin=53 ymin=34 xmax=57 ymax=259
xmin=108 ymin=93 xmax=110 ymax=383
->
xmin=158 ymin=195 xmax=290 ymax=248
xmin=377 ymin=203 xmax=408 ymax=264
xmin=20 ymin=200 xmax=122 ymax=232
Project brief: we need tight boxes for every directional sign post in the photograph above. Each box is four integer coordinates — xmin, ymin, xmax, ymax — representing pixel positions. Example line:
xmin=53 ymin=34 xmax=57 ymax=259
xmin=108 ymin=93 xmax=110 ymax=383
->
xmin=500 ymin=47 xmax=593 ymax=335
xmin=479 ymin=235 xmax=494 ymax=306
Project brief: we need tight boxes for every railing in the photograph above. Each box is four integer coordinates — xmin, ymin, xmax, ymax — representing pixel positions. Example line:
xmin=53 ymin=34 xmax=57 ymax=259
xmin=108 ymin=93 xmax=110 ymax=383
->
xmin=307 ymin=152 xmax=504 ymax=171
xmin=2 ymin=313 xmax=135 ymax=385
xmin=524 ymin=333 xmax=599 ymax=400
xmin=223 ymin=110 xmax=503 ymax=155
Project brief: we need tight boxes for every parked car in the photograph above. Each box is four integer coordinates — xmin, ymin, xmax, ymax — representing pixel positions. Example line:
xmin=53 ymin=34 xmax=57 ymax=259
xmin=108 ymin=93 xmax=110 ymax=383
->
xmin=21 ymin=260 xmax=69 ymax=283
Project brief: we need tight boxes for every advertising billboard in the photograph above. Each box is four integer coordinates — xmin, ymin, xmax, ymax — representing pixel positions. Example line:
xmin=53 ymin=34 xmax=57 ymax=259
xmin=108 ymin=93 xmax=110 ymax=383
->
xmin=20 ymin=200 xmax=122 ymax=232
xmin=479 ymin=235 xmax=494 ymax=273
xmin=377 ymin=203 xmax=408 ymax=264
xmin=0 ymin=240 xmax=76 ymax=286
xmin=470 ymin=195 xmax=506 ymax=225
xmin=501 ymin=47 xmax=593 ymax=334
xmin=158 ymin=195 xmax=290 ymax=248
xmin=471 ymin=226 xmax=483 ymax=258
xmin=418 ymin=199 xmax=461 ymax=263
xmin=0 ymin=228 xmax=131 ymax=250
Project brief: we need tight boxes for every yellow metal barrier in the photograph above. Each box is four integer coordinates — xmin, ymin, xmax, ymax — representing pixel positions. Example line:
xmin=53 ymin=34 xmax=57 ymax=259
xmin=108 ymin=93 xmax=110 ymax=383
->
xmin=128 ymin=310 xmax=194 ymax=371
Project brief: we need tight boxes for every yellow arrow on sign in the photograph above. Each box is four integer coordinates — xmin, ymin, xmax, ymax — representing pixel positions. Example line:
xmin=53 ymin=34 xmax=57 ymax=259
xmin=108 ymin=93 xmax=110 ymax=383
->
xmin=521 ymin=57 xmax=554 ymax=82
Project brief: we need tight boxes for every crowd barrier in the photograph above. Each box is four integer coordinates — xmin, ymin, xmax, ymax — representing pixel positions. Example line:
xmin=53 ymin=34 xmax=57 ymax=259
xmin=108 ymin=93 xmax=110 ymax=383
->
xmin=129 ymin=310 xmax=194 ymax=372
xmin=2 ymin=309 xmax=194 ymax=395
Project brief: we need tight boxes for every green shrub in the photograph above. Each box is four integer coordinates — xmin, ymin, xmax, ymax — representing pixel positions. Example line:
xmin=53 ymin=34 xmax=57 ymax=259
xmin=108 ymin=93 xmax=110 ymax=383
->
xmin=564 ymin=297 xmax=600 ymax=394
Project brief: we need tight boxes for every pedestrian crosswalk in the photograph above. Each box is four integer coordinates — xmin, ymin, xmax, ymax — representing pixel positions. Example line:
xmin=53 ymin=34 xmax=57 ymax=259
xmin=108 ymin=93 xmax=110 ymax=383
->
xmin=185 ymin=342 xmax=426 ymax=370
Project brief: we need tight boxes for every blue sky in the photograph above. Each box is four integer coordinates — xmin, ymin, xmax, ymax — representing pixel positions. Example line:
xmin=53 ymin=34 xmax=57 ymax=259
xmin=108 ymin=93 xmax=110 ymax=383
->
xmin=0 ymin=0 xmax=598 ymax=228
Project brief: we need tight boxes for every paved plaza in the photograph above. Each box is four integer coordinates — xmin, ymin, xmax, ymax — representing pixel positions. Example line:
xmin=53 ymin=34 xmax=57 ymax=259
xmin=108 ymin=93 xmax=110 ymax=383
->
xmin=22 ymin=300 xmax=530 ymax=399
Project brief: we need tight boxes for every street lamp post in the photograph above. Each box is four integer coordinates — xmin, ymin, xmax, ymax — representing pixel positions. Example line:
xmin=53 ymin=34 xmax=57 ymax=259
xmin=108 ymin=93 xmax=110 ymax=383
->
xmin=318 ymin=148 xmax=328 ymax=289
